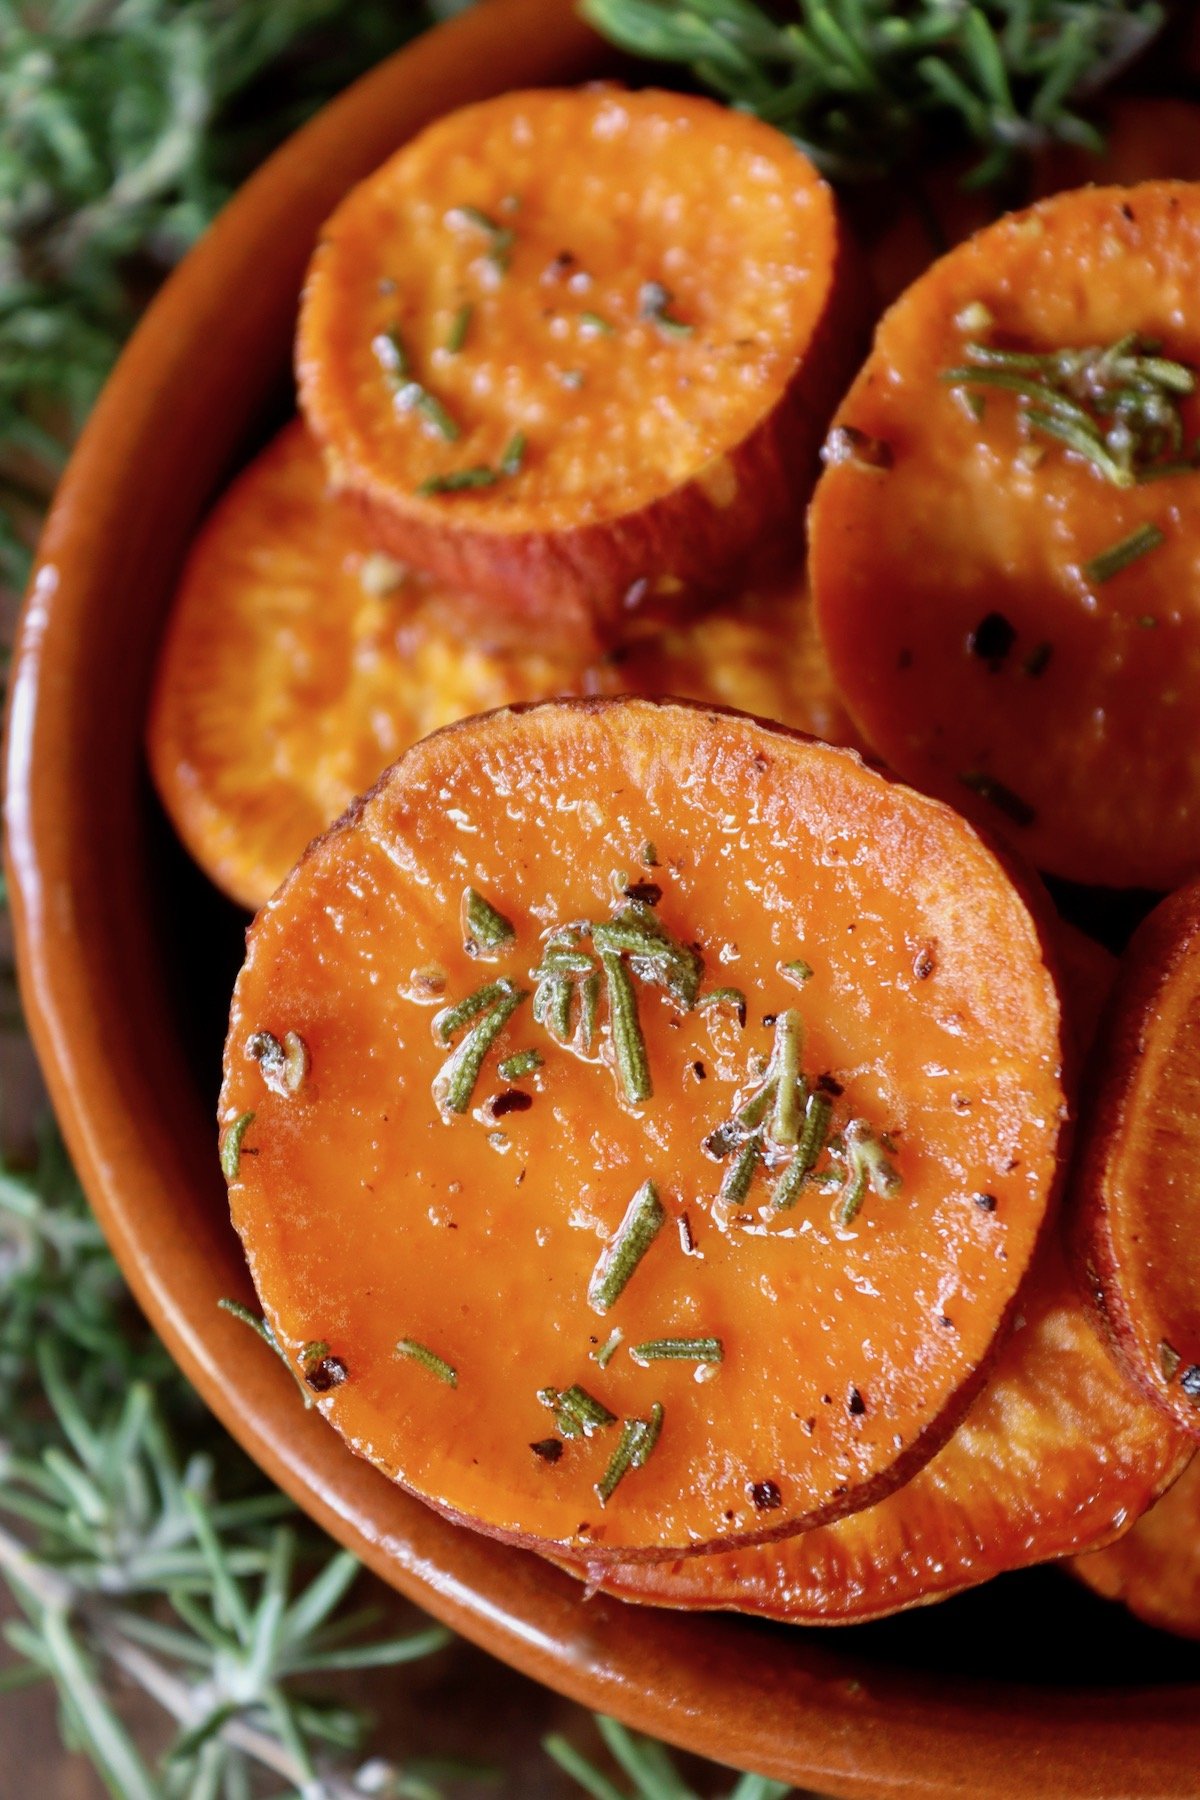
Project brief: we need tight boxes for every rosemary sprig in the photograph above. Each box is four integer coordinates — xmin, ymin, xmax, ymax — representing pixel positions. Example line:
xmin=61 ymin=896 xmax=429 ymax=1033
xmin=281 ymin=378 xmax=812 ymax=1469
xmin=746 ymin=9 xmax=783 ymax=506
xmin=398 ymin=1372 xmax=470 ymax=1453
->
xmin=599 ymin=950 xmax=652 ymax=1104
xmin=546 ymin=1718 xmax=791 ymax=1800
xmin=538 ymin=1384 xmax=617 ymax=1439
xmin=944 ymin=334 xmax=1199 ymax=487
xmin=579 ymin=0 xmax=1164 ymax=186
xmin=588 ymin=1180 xmax=666 ymax=1314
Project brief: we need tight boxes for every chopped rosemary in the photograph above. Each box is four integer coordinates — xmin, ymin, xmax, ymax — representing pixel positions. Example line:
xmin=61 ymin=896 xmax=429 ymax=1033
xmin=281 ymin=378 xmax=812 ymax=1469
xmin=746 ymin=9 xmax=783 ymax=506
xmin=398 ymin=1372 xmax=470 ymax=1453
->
xmin=578 ymin=970 xmax=601 ymax=1052
xmin=1084 ymin=521 xmax=1165 ymax=584
xmin=593 ymin=900 xmax=702 ymax=1011
xmin=719 ymin=1133 xmax=761 ymax=1205
xmin=446 ymin=302 xmax=472 ymax=353
xmin=596 ymin=1401 xmax=663 ymax=1506
xmin=395 ymin=1338 xmax=458 ymax=1387
xmin=499 ymin=431 xmax=526 ymax=477
xmin=640 ymin=841 xmax=658 ymax=867
xmin=599 ymin=950 xmax=652 ymax=1105
xmin=697 ymin=986 xmax=747 ymax=1027
xmin=588 ymin=1179 xmax=665 ymax=1314
xmin=630 ymin=1337 xmax=722 ymax=1365
xmin=769 ymin=1011 xmax=804 ymax=1146
xmin=780 ymin=959 xmax=813 ymax=987
xmin=219 ymin=1299 xmax=318 ymax=1408
xmin=417 ymin=466 xmax=499 ymax=496
xmin=638 ymin=280 xmax=693 ymax=338
xmin=447 ymin=204 xmax=515 ymax=272
xmin=959 ymin=770 xmax=1037 ymax=828
xmin=374 ymin=326 xmax=460 ymax=442
xmin=434 ymin=979 xmax=528 ymax=1116
xmin=435 ymin=980 xmax=509 ymax=1046
xmin=580 ymin=311 xmax=614 ymax=336
xmin=943 ymin=333 xmax=1200 ymax=488
xmin=594 ymin=1328 xmax=624 ymax=1369
xmin=300 ymin=1340 xmax=330 ymax=1365
xmin=220 ymin=1111 xmax=255 ymax=1181
xmin=533 ymin=970 xmax=574 ymax=1041
xmin=464 ymin=885 xmax=516 ymax=954
xmin=497 ymin=1048 xmax=543 ymax=1081
xmin=838 ymin=1119 xmax=902 ymax=1228
xmin=538 ymin=1383 xmax=616 ymax=1437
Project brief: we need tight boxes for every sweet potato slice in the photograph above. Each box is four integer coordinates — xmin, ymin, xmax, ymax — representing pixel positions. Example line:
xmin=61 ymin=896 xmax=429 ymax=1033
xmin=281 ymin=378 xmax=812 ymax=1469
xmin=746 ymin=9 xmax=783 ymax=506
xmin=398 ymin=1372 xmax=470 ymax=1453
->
xmin=147 ymin=422 xmax=579 ymax=911
xmin=148 ymin=422 xmax=856 ymax=911
xmin=221 ymin=698 xmax=1065 ymax=1562
xmin=1073 ymin=1452 xmax=1200 ymax=1640
xmin=1072 ymin=881 xmax=1200 ymax=1439
xmin=297 ymin=86 xmax=864 ymax=651
xmin=809 ymin=181 xmax=1200 ymax=890
xmin=574 ymin=1233 xmax=1191 ymax=1623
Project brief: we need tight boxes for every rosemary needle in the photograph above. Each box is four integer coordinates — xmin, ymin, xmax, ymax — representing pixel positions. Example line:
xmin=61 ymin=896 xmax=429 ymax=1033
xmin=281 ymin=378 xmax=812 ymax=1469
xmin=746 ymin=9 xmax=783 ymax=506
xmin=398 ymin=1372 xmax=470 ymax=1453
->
xmin=588 ymin=1180 xmax=666 ymax=1313
xmin=395 ymin=1338 xmax=458 ymax=1386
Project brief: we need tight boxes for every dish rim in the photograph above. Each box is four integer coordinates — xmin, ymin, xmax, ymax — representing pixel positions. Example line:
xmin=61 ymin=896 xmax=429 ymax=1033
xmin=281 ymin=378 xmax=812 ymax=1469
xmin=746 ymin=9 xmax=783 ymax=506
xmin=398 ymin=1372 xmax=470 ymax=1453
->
xmin=5 ymin=3 xmax=1200 ymax=1793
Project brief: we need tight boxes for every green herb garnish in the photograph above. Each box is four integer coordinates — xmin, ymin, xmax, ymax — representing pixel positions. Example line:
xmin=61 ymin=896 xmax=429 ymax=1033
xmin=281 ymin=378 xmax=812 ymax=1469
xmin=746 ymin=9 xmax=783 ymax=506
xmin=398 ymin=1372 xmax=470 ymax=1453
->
xmin=596 ymin=1401 xmax=664 ymax=1506
xmin=638 ymin=280 xmax=693 ymax=338
xmin=780 ymin=959 xmax=813 ymax=987
xmin=499 ymin=430 xmax=526 ymax=477
xmin=697 ymin=986 xmax=747 ymax=1028
xmin=771 ymin=1090 xmax=833 ymax=1211
xmin=630 ymin=1337 xmax=722 ymax=1364
xmin=446 ymin=302 xmax=472 ymax=353
xmin=538 ymin=1383 xmax=616 ymax=1437
xmin=435 ymin=979 xmax=510 ymax=1045
xmin=434 ymin=979 xmax=528 ymax=1116
xmin=395 ymin=1338 xmax=458 ymax=1386
xmin=599 ymin=950 xmax=652 ymax=1105
xmin=580 ymin=0 xmax=1161 ymax=187
xmin=769 ymin=1010 xmax=804 ymax=1146
xmin=417 ymin=466 xmax=499 ymax=496
xmin=580 ymin=310 xmax=614 ymax=336
xmin=448 ymin=204 xmax=515 ymax=272
xmin=719 ymin=1133 xmax=761 ymax=1205
xmin=1084 ymin=521 xmax=1166 ymax=584
xmin=944 ymin=334 xmax=1198 ymax=488
xmin=374 ymin=326 xmax=461 ymax=441
xmin=588 ymin=1179 xmax=666 ymax=1314
xmin=464 ymin=885 xmax=516 ymax=954
xmin=498 ymin=1048 xmax=543 ymax=1081
xmin=837 ymin=1119 xmax=902 ymax=1228
xmin=219 ymin=1111 xmax=255 ymax=1181
xmin=594 ymin=1328 xmax=624 ymax=1369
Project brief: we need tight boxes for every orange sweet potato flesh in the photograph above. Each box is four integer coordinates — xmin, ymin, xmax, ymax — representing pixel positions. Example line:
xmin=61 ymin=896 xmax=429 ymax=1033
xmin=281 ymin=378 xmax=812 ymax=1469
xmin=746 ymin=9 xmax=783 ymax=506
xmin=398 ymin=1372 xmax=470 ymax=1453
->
xmin=809 ymin=181 xmax=1200 ymax=891
xmin=573 ymin=1232 xmax=1192 ymax=1623
xmin=148 ymin=421 xmax=855 ymax=911
xmin=297 ymin=87 xmax=865 ymax=652
xmin=221 ymin=698 xmax=1065 ymax=1562
xmin=1073 ymin=1452 xmax=1200 ymax=1640
xmin=1071 ymin=881 xmax=1200 ymax=1440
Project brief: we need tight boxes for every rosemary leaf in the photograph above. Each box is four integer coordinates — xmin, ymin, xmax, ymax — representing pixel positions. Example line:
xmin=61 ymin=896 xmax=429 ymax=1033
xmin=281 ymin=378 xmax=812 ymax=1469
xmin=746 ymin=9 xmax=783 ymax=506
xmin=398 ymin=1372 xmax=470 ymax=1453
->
xmin=630 ymin=1337 xmax=723 ymax=1364
xmin=434 ymin=980 xmax=528 ymax=1115
xmin=595 ymin=1401 xmax=664 ymax=1505
xmin=464 ymin=885 xmax=516 ymax=954
xmin=1084 ymin=522 xmax=1165 ymax=584
xmin=395 ymin=1338 xmax=458 ymax=1386
xmin=498 ymin=1048 xmax=543 ymax=1081
xmin=446 ymin=302 xmax=472 ymax=353
xmin=599 ymin=950 xmax=651 ymax=1105
xmin=588 ymin=1180 xmax=666 ymax=1314
xmin=219 ymin=1112 xmax=255 ymax=1182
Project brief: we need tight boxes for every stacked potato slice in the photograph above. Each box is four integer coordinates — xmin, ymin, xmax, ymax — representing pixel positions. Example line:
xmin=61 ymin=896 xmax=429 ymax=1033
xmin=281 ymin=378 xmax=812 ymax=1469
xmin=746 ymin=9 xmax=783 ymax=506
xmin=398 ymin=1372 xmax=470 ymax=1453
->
xmin=149 ymin=84 xmax=1200 ymax=1634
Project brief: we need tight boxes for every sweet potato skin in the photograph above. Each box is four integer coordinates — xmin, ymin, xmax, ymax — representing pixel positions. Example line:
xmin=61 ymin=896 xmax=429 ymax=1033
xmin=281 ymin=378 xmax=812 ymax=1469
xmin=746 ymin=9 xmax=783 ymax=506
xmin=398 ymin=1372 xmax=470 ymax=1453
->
xmin=221 ymin=698 xmax=1065 ymax=1562
xmin=571 ymin=1234 xmax=1192 ymax=1624
xmin=1070 ymin=881 xmax=1200 ymax=1440
xmin=810 ymin=181 xmax=1200 ymax=891
xmin=1072 ymin=1452 xmax=1200 ymax=1640
xmin=148 ymin=423 xmax=858 ymax=911
xmin=298 ymin=87 xmax=868 ymax=652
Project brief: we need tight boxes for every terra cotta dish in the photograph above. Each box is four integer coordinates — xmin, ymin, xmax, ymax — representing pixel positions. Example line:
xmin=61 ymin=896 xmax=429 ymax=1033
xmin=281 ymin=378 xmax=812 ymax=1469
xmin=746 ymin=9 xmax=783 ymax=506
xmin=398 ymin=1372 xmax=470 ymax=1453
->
xmin=6 ymin=1 xmax=1200 ymax=1792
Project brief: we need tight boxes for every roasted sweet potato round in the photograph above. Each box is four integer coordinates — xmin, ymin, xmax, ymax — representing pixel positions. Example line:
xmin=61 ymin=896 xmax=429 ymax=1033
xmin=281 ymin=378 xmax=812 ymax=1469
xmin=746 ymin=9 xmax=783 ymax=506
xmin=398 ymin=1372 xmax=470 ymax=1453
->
xmin=1073 ymin=1452 xmax=1200 ymax=1640
xmin=1072 ymin=881 xmax=1200 ymax=1440
xmin=297 ymin=86 xmax=864 ymax=650
xmin=221 ymin=698 xmax=1065 ymax=1562
xmin=810 ymin=181 xmax=1200 ymax=891
xmin=573 ymin=1235 xmax=1191 ymax=1623
xmin=148 ymin=422 xmax=855 ymax=911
